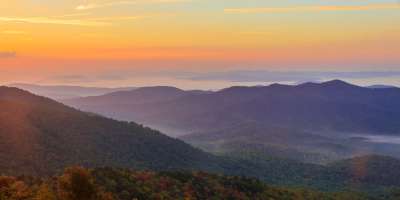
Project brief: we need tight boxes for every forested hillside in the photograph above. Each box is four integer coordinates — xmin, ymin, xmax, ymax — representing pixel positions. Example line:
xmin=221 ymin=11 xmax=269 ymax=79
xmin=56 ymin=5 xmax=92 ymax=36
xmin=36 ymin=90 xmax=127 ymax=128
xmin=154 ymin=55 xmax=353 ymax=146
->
xmin=65 ymin=80 xmax=400 ymax=135
xmin=3 ymin=86 xmax=400 ymax=197
xmin=63 ymin=80 xmax=400 ymax=163
xmin=0 ymin=166 xmax=379 ymax=200
xmin=0 ymin=86 xmax=220 ymax=175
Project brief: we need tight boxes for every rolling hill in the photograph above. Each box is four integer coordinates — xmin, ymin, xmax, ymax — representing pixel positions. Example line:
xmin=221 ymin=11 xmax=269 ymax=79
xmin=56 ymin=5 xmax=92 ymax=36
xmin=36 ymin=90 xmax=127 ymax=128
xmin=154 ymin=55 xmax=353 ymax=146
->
xmin=0 ymin=86 xmax=340 ymax=187
xmin=3 ymin=86 xmax=400 ymax=195
xmin=63 ymin=80 xmax=400 ymax=162
xmin=65 ymin=80 xmax=400 ymax=135
xmin=0 ymin=86 xmax=220 ymax=175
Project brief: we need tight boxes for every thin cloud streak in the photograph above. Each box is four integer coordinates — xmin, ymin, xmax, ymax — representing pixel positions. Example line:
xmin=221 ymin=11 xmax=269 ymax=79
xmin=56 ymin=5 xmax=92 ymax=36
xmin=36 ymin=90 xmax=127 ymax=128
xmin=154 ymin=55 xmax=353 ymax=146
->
xmin=0 ymin=51 xmax=16 ymax=59
xmin=1 ymin=30 xmax=26 ymax=35
xmin=76 ymin=0 xmax=191 ymax=10
xmin=225 ymin=3 xmax=400 ymax=14
xmin=178 ymin=70 xmax=400 ymax=83
xmin=0 ymin=17 xmax=109 ymax=26
xmin=55 ymin=13 xmax=93 ymax=18
xmin=88 ymin=15 xmax=149 ymax=21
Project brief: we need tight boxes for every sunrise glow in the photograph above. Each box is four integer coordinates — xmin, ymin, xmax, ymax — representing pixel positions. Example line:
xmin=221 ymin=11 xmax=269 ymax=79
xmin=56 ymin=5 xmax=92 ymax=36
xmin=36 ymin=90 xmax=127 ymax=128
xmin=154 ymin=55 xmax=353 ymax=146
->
xmin=1 ymin=0 xmax=399 ymax=87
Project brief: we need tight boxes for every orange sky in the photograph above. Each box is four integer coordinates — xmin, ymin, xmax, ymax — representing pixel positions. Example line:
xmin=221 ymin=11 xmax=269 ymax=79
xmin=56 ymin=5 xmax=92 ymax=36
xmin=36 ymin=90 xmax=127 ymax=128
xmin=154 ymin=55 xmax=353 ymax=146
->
xmin=0 ymin=0 xmax=399 ymax=87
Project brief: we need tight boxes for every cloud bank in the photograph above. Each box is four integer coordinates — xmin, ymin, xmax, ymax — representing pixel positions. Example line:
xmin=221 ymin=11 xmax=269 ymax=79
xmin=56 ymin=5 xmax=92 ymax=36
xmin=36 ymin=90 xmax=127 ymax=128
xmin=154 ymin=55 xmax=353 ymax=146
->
xmin=0 ymin=51 xmax=16 ymax=59
xmin=76 ymin=0 xmax=191 ymax=10
xmin=178 ymin=70 xmax=400 ymax=83
xmin=0 ymin=17 xmax=108 ymax=26
xmin=225 ymin=3 xmax=400 ymax=14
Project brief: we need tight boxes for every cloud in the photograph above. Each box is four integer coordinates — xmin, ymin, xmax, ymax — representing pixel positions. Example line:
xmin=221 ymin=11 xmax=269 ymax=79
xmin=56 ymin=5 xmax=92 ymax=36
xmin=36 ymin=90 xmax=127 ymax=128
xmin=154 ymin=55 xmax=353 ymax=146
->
xmin=55 ymin=13 xmax=93 ymax=18
xmin=0 ymin=13 xmax=176 ymax=28
xmin=44 ymin=70 xmax=400 ymax=87
xmin=178 ymin=70 xmax=400 ymax=83
xmin=224 ymin=3 xmax=400 ymax=14
xmin=0 ymin=16 xmax=109 ymax=26
xmin=76 ymin=0 xmax=191 ymax=10
xmin=87 ymin=15 xmax=149 ymax=21
xmin=0 ymin=51 xmax=16 ymax=59
xmin=1 ymin=30 xmax=26 ymax=35
xmin=45 ymin=75 xmax=107 ymax=84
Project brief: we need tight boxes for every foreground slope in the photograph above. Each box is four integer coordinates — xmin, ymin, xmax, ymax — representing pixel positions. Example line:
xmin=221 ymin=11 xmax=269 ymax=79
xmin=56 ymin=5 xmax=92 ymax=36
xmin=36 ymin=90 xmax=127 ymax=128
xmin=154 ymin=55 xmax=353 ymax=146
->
xmin=0 ymin=86 xmax=219 ymax=175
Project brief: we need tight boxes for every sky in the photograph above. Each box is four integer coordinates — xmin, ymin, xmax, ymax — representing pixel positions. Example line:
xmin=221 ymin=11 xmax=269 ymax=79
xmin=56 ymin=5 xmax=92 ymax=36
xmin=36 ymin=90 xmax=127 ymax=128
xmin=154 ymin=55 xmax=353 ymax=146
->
xmin=0 ymin=0 xmax=399 ymax=89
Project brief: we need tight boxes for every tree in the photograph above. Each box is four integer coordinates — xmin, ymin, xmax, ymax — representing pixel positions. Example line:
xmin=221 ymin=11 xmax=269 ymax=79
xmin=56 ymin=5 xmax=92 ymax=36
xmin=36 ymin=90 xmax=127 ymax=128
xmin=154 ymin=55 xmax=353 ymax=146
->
xmin=0 ymin=176 xmax=32 ymax=200
xmin=98 ymin=191 xmax=115 ymax=200
xmin=57 ymin=167 xmax=97 ymax=200
xmin=34 ymin=183 xmax=56 ymax=200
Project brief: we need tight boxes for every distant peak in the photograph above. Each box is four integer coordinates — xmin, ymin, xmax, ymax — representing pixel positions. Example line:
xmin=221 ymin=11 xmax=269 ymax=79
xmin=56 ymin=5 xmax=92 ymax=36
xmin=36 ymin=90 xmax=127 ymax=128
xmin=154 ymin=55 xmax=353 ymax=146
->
xmin=295 ymin=80 xmax=362 ymax=90
xmin=268 ymin=83 xmax=288 ymax=87
xmin=323 ymin=79 xmax=349 ymax=85
xmin=134 ymin=86 xmax=184 ymax=92
xmin=296 ymin=82 xmax=320 ymax=87
xmin=367 ymin=85 xmax=398 ymax=89
xmin=138 ymin=86 xmax=180 ymax=90
xmin=218 ymin=86 xmax=250 ymax=92
xmin=320 ymin=80 xmax=358 ymax=88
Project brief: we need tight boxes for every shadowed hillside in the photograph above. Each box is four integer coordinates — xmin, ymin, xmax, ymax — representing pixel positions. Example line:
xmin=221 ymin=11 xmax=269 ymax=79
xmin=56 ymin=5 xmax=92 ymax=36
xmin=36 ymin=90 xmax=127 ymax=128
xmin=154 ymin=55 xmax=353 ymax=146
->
xmin=0 ymin=86 xmax=220 ymax=175
xmin=3 ymin=87 xmax=400 ymax=196
xmin=65 ymin=80 xmax=400 ymax=135
xmin=64 ymin=81 xmax=400 ymax=163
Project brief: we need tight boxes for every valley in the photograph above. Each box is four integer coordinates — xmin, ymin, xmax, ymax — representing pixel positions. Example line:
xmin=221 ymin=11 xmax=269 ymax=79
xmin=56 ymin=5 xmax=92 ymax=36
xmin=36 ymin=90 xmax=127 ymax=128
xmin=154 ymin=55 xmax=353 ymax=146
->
xmin=3 ymin=81 xmax=400 ymax=199
xmin=3 ymin=1 xmax=399 ymax=198
xmin=63 ymin=80 xmax=400 ymax=164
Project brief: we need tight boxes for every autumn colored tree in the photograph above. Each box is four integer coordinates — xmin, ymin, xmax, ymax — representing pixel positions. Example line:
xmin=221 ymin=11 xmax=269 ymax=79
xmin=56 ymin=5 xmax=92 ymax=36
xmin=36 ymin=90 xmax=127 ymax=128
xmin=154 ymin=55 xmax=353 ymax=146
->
xmin=97 ymin=191 xmax=115 ymax=200
xmin=0 ymin=176 xmax=32 ymax=200
xmin=0 ymin=167 xmax=385 ymax=200
xmin=34 ymin=183 xmax=56 ymax=200
xmin=57 ymin=167 xmax=97 ymax=200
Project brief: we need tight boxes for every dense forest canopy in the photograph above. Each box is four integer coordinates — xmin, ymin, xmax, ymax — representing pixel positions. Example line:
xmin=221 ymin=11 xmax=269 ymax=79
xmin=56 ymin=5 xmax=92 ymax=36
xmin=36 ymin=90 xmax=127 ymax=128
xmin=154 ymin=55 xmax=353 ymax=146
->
xmin=0 ymin=166 xmax=387 ymax=200
xmin=2 ymin=86 xmax=400 ymax=199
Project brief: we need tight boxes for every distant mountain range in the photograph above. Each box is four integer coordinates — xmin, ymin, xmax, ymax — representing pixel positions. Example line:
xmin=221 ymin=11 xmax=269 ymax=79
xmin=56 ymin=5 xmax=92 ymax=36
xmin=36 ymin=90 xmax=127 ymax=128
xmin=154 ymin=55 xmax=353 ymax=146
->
xmin=71 ymin=86 xmax=188 ymax=106
xmin=63 ymin=80 xmax=400 ymax=163
xmin=3 ymin=86 xmax=400 ymax=195
xmin=64 ymin=80 xmax=400 ymax=135
xmin=9 ymin=83 xmax=135 ymax=99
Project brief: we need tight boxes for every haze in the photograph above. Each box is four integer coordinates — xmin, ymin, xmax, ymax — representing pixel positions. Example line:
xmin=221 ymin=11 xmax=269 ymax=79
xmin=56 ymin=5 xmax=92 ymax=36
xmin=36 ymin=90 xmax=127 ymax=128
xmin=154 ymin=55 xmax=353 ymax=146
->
xmin=1 ymin=0 xmax=399 ymax=89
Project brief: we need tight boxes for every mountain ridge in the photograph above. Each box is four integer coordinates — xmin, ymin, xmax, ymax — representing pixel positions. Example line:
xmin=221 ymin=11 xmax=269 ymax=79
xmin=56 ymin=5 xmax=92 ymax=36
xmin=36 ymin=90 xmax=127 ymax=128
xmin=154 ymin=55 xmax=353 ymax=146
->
xmin=62 ymin=80 xmax=400 ymax=163
xmin=4 ymin=86 xmax=400 ymax=195
xmin=9 ymin=83 xmax=136 ymax=99
xmin=0 ymin=86 xmax=221 ymax=175
xmin=66 ymin=80 xmax=400 ymax=134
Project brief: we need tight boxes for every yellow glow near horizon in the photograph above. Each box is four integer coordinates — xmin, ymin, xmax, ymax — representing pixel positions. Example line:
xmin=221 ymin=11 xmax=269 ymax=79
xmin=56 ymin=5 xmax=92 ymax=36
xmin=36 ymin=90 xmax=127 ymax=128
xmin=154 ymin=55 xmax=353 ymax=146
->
xmin=0 ymin=0 xmax=399 ymax=87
